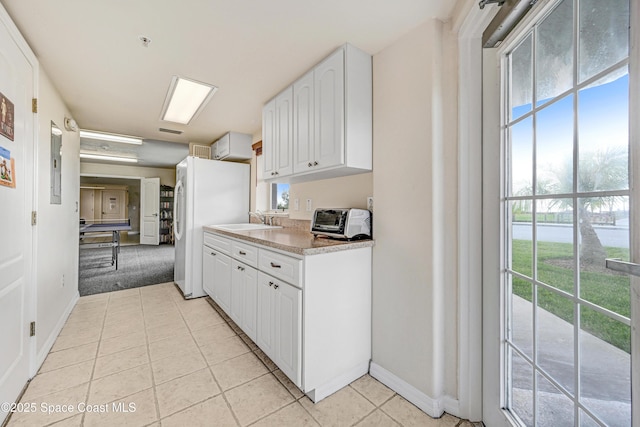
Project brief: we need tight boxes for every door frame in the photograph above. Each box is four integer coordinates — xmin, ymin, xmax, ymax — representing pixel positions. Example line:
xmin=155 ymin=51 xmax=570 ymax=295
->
xmin=80 ymin=172 xmax=143 ymax=234
xmin=455 ymin=2 xmax=500 ymax=422
xmin=628 ymin=0 xmax=639 ymax=420
xmin=0 ymin=0 xmax=39 ymax=409
xmin=140 ymin=176 xmax=160 ymax=245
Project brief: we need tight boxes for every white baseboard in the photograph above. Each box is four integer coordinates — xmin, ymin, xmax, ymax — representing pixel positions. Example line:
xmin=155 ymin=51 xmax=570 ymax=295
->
xmin=33 ymin=291 xmax=79 ymax=375
xmin=442 ymin=394 xmax=460 ymax=416
xmin=306 ymin=361 xmax=369 ymax=403
xmin=369 ymin=362 xmax=460 ymax=419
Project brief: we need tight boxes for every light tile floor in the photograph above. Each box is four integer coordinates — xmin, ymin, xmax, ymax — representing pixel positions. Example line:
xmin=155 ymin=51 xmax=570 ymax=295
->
xmin=6 ymin=283 xmax=481 ymax=427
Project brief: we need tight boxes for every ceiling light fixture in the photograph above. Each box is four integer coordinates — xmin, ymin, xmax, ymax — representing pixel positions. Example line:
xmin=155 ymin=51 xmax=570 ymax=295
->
xmin=160 ymin=76 xmax=218 ymax=125
xmin=79 ymin=130 xmax=143 ymax=145
xmin=79 ymin=153 xmax=138 ymax=163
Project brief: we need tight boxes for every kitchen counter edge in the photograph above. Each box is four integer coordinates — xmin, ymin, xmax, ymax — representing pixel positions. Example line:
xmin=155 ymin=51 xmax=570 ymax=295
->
xmin=203 ymin=226 xmax=375 ymax=256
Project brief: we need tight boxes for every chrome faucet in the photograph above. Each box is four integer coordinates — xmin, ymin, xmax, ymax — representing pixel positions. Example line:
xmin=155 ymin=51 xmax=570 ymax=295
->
xmin=249 ymin=211 xmax=266 ymax=224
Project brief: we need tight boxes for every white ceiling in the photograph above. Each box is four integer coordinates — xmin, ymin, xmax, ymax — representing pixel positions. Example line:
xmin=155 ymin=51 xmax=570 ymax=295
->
xmin=1 ymin=0 xmax=457 ymax=166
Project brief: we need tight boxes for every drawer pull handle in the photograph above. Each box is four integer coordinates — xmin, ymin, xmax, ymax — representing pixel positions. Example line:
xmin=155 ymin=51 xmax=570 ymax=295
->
xmin=211 ymin=252 xmax=216 ymax=256
xmin=273 ymin=284 xmax=279 ymax=290
xmin=237 ymin=266 xmax=245 ymax=271
xmin=270 ymin=262 xmax=281 ymax=268
xmin=239 ymin=251 xmax=247 ymax=255
xmin=268 ymin=281 xmax=274 ymax=287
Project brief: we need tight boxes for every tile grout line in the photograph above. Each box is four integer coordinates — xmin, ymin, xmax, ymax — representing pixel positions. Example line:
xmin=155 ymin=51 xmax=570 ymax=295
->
xmin=172 ymin=292 xmax=242 ymax=427
xmin=72 ymin=289 xmax=173 ymax=424
xmin=205 ymin=298 xmax=307 ymax=426
xmin=8 ymin=297 xmax=107 ymax=427
xmin=345 ymin=386 xmax=390 ymax=427
xmin=205 ymin=295 xmax=402 ymax=427
xmin=79 ymin=289 xmax=113 ymax=426
xmin=141 ymin=287 xmax=171 ymax=425
xmin=37 ymin=298 xmax=110 ymax=427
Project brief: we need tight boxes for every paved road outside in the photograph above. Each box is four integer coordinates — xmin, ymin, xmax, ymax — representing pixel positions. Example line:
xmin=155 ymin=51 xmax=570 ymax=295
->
xmin=512 ymin=220 xmax=629 ymax=248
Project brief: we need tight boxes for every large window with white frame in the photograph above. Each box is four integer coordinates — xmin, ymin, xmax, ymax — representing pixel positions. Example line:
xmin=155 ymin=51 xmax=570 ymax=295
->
xmin=500 ymin=0 xmax=631 ymax=425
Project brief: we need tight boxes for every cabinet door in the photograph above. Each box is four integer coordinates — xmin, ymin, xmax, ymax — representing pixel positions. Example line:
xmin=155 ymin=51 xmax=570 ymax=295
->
xmin=314 ymin=48 xmax=345 ymax=170
xmin=275 ymin=281 xmax=302 ymax=387
xmin=211 ymin=141 xmax=219 ymax=160
xmin=202 ymin=247 xmax=216 ymax=298
xmin=275 ymin=87 xmax=293 ymax=177
xmin=262 ymin=98 xmax=276 ymax=178
xmin=293 ymin=71 xmax=314 ymax=174
xmin=257 ymin=272 xmax=276 ymax=359
xmin=213 ymin=252 xmax=232 ymax=313
xmin=216 ymin=133 xmax=230 ymax=159
xmin=242 ymin=265 xmax=258 ymax=342
xmin=230 ymin=260 xmax=245 ymax=326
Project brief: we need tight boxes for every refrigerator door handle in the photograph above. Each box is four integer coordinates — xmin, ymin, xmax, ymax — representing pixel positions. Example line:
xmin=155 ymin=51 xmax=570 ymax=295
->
xmin=174 ymin=180 xmax=184 ymax=241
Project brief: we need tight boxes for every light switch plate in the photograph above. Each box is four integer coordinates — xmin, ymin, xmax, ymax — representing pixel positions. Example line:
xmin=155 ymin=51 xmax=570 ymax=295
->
xmin=306 ymin=199 xmax=312 ymax=212
xmin=294 ymin=198 xmax=300 ymax=211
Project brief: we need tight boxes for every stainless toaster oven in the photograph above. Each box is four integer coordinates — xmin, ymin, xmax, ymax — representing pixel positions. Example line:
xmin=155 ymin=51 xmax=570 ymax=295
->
xmin=310 ymin=208 xmax=372 ymax=240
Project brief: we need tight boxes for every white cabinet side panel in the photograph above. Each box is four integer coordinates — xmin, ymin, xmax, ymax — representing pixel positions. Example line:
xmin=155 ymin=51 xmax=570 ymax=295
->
xmin=303 ymin=247 xmax=372 ymax=390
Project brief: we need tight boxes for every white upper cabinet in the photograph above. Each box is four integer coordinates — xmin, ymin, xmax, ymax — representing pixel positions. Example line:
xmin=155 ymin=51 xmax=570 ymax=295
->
xmin=263 ymin=87 xmax=293 ymax=178
xmin=262 ymin=99 xmax=276 ymax=177
xmin=265 ymin=43 xmax=372 ymax=182
xmin=313 ymin=48 xmax=345 ymax=172
xmin=211 ymin=132 xmax=252 ymax=161
xmin=293 ymin=71 xmax=314 ymax=173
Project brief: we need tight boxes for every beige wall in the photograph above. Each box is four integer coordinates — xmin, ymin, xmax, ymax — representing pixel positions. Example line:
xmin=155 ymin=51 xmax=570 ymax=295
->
xmin=371 ymin=18 xmax=459 ymax=404
xmin=80 ymin=162 xmax=176 ymax=186
xmin=288 ymin=173 xmax=372 ymax=220
xmin=35 ymin=69 xmax=81 ymax=359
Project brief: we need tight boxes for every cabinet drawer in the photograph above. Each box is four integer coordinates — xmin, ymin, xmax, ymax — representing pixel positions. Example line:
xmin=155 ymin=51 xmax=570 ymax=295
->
xmin=203 ymin=232 xmax=232 ymax=255
xmin=231 ymin=240 xmax=258 ymax=268
xmin=258 ymin=249 xmax=302 ymax=287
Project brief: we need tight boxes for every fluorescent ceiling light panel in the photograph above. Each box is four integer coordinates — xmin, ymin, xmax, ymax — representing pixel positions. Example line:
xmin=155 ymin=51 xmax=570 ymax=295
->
xmin=161 ymin=76 xmax=217 ymax=125
xmin=79 ymin=130 xmax=143 ymax=145
xmin=79 ymin=153 xmax=138 ymax=163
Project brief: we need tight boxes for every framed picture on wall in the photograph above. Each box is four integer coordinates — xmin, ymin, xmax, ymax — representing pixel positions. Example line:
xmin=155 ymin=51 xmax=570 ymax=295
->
xmin=0 ymin=92 xmax=15 ymax=141
xmin=0 ymin=145 xmax=16 ymax=188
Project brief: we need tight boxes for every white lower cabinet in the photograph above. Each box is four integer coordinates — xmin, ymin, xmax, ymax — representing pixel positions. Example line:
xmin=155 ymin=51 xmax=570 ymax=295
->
xmin=202 ymin=245 xmax=232 ymax=311
xmin=257 ymin=272 xmax=302 ymax=386
xmin=213 ymin=252 xmax=232 ymax=314
xmin=231 ymin=260 xmax=258 ymax=342
xmin=202 ymin=247 xmax=216 ymax=298
xmin=203 ymin=230 xmax=371 ymax=403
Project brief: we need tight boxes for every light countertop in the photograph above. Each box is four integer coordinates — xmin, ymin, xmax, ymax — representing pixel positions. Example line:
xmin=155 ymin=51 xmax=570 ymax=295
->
xmin=203 ymin=226 xmax=374 ymax=256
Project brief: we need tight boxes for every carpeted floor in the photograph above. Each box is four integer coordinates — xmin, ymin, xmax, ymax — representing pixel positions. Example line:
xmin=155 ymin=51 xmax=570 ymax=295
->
xmin=79 ymin=244 xmax=175 ymax=296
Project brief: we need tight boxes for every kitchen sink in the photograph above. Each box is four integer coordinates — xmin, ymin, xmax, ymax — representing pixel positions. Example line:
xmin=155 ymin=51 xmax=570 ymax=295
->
xmin=210 ymin=223 xmax=283 ymax=231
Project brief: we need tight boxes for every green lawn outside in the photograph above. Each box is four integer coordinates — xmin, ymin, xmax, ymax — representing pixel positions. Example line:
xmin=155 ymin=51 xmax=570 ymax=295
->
xmin=511 ymin=239 xmax=631 ymax=353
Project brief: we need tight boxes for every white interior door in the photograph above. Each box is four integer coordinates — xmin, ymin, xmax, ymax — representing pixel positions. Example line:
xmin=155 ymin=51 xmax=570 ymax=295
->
xmin=0 ymin=6 xmax=35 ymax=424
xmin=140 ymin=177 xmax=159 ymax=245
xmin=100 ymin=189 xmax=125 ymax=221
xmin=484 ymin=0 xmax=634 ymax=425
xmin=79 ymin=188 xmax=95 ymax=221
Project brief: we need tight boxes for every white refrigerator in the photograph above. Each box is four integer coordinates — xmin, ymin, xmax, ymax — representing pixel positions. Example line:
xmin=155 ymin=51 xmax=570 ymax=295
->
xmin=174 ymin=156 xmax=250 ymax=298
